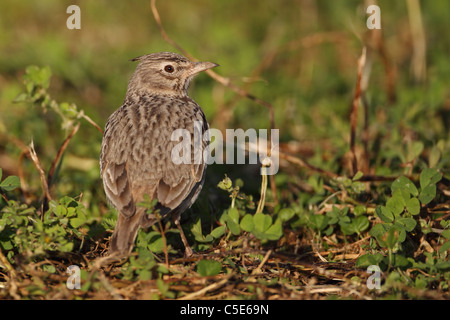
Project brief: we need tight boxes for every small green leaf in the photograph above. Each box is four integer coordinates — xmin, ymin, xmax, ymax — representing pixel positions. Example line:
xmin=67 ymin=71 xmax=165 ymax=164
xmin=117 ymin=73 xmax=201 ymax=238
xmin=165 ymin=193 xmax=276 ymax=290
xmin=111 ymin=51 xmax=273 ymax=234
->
xmin=217 ymin=176 xmax=232 ymax=190
xmin=415 ymin=275 xmax=428 ymax=289
xmin=13 ymin=92 xmax=29 ymax=103
xmin=393 ymin=188 xmax=411 ymax=203
xmin=391 ymin=176 xmax=418 ymax=197
xmin=352 ymin=171 xmax=364 ymax=181
xmin=339 ymin=220 xmax=354 ymax=235
xmin=419 ymin=168 xmax=442 ymax=189
xmin=396 ymin=217 xmax=417 ymax=232
xmin=392 ymin=225 xmax=407 ymax=243
xmin=278 ymin=208 xmax=295 ymax=222
xmin=60 ymin=241 xmax=74 ymax=252
xmin=353 ymin=205 xmax=366 ymax=216
xmin=375 ymin=206 xmax=394 ymax=223
xmin=210 ymin=225 xmax=226 ymax=239
xmin=191 ymin=219 xmax=214 ymax=242
xmin=419 ymin=184 xmax=436 ymax=205
xmin=240 ymin=214 xmax=254 ymax=232
xmin=24 ymin=65 xmax=52 ymax=90
xmin=325 ymin=206 xmax=340 ymax=224
xmin=139 ymin=270 xmax=152 ymax=281
xmin=439 ymin=241 xmax=450 ymax=254
xmin=148 ymin=234 xmax=164 ymax=253
xmin=221 ymin=209 xmax=241 ymax=236
xmin=0 ymin=175 xmax=21 ymax=191
xmin=156 ymin=278 xmax=174 ymax=298
xmin=386 ymin=227 xmax=398 ymax=249
xmin=69 ymin=218 xmax=85 ymax=228
xmin=264 ymin=219 xmax=283 ymax=240
xmin=386 ymin=196 xmax=405 ymax=216
xmin=353 ymin=216 xmax=370 ymax=233
xmin=225 ymin=216 xmax=241 ymax=236
xmin=435 ymin=261 xmax=450 ymax=271
xmin=1 ymin=240 xmax=14 ymax=250
xmin=41 ymin=265 xmax=56 ymax=273
xmin=392 ymin=254 xmax=411 ymax=268
xmin=339 ymin=216 xmax=369 ymax=235
xmin=442 ymin=229 xmax=450 ymax=240
xmin=191 ymin=219 xmax=203 ymax=240
xmin=351 ymin=181 xmax=366 ymax=194
xmin=196 ymin=260 xmax=222 ymax=277
xmin=226 ymin=220 xmax=241 ymax=236
xmin=309 ymin=214 xmax=329 ymax=231
xmin=405 ymin=197 xmax=420 ymax=215
xmin=54 ymin=205 xmax=67 ymax=217
xmin=254 ymin=213 xmax=272 ymax=233
xmin=428 ymin=146 xmax=441 ymax=168
xmin=355 ymin=253 xmax=384 ymax=268
xmin=227 ymin=207 xmax=240 ymax=224
xmin=407 ymin=141 xmax=424 ymax=162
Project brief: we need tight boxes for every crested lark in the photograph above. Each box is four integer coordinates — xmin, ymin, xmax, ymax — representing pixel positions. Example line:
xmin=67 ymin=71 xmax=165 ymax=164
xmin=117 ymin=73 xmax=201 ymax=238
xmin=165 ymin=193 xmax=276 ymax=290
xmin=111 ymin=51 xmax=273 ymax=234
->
xmin=100 ymin=52 xmax=218 ymax=257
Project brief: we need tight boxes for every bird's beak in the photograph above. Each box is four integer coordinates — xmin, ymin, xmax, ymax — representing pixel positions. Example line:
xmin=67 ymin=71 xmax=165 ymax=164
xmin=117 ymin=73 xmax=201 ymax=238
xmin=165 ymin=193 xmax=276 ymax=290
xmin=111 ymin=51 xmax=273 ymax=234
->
xmin=188 ymin=61 xmax=219 ymax=76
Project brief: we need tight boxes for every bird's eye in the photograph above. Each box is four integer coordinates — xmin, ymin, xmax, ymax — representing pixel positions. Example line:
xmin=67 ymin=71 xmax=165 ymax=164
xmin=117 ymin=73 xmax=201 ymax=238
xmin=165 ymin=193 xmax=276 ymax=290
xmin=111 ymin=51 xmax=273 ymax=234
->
xmin=164 ymin=65 xmax=175 ymax=73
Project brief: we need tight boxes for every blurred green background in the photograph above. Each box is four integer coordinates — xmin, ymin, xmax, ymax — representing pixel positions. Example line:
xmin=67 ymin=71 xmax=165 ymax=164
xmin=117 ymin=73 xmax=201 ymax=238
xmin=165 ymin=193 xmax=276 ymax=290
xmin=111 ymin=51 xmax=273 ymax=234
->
xmin=0 ymin=0 xmax=449 ymax=210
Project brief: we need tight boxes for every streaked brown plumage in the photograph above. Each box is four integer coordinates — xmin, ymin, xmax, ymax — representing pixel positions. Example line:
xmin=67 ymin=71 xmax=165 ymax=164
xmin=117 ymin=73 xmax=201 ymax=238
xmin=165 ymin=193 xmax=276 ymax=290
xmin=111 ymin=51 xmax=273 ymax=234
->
xmin=100 ymin=52 xmax=218 ymax=257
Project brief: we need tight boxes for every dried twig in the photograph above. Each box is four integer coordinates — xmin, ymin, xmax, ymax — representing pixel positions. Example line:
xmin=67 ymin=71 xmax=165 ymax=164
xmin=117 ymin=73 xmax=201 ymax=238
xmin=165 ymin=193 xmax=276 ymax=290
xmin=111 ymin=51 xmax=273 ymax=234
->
xmin=365 ymin=0 xmax=396 ymax=104
xmin=17 ymin=149 xmax=32 ymax=203
xmin=80 ymin=111 xmax=103 ymax=134
xmin=178 ymin=273 xmax=233 ymax=300
xmin=255 ymin=163 xmax=268 ymax=215
xmin=251 ymin=249 xmax=272 ymax=275
xmin=278 ymin=150 xmax=339 ymax=178
xmin=28 ymin=141 xmax=52 ymax=205
xmin=0 ymin=248 xmax=16 ymax=279
xmin=47 ymin=122 xmax=80 ymax=189
xmin=97 ymin=271 xmax=124 ymax=300
xmin=406 ymin=0 xmax=427 ymax=83
xmin=155 ymin=213 xmax=169 ymax=269
xmin=349 ymin=47 xmax=367 ymax=176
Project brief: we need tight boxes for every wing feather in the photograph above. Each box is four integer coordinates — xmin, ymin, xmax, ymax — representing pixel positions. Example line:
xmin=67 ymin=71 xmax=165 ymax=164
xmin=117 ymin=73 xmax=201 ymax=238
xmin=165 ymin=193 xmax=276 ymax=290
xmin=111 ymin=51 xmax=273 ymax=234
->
xmin=100 ymin=96 xmax=208 ymax=221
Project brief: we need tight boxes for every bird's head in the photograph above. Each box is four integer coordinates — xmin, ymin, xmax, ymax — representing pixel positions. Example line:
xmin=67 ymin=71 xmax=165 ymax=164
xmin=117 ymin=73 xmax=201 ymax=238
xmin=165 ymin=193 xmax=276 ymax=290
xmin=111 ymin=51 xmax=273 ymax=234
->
xmin=126 ymin=52 xmax=218 ymax=97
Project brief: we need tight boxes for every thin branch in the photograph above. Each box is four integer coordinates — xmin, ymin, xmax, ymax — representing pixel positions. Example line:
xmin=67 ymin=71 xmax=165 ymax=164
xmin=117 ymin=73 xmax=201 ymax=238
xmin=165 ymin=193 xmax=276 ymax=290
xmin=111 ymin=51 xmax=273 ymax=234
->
xmin=361 ymin=94 xmax=370 ymax=174
xmin=204 ymin=69 xmax=276 ymax=133
xmin=81 ymin=113 xmax=103 ymax=134
xmin=17 ymin=149 xmax=32 ymax=203
xmin=47 ymin=122 xmax=80 ymax=189
xmin=97 ymin=271 xmax=124 ymax=300
xmin=0 ymin=247 xmax=16 ymax=278
xmin=279 ymin=149 xmax=414 ymax=183
xmin=155 ymin=212 xmax=169 ymax=269
xmin=178 ymin=273 xmax=233 ymax=300
xmin=28 ymin=141 xmax=52 ymax=205
xmin=406 ymin=0 xmax=427 ymax=83
xmin=0 ymin=247 xmax=20 ymax=300
xmin=349 ymin=47 xmax=367 ymax=176
xmin=251 ymin=249 xmax=272 ymax=275
xmin=278 ymin=150 xmax=339 ymax=179
xmin=150 ymin=0 xmax=189 ymax=57
xmin=255 ymin=164 xmax=268 ymax=215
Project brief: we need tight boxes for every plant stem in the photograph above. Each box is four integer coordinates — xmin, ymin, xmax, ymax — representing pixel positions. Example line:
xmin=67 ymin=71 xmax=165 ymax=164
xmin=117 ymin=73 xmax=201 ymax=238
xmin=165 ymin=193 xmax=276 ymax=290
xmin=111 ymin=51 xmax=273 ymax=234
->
xmin=256 ymin=165 xmax=268 ymax=214
xmin=388 ymin=249 xmax=393 ymax=271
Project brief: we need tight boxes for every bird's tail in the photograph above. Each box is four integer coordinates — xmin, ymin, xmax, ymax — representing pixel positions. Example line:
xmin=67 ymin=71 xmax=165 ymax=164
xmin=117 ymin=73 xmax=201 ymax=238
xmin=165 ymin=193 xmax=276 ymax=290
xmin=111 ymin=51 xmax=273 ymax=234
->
xmin=110 ymin=208 xmax=156 ymax=256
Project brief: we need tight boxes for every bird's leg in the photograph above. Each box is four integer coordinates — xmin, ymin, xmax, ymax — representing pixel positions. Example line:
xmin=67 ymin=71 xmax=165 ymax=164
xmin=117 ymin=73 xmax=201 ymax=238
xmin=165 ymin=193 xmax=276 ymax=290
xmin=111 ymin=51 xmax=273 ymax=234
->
xmin=173 ymin=216 xmax=193 ymax=257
